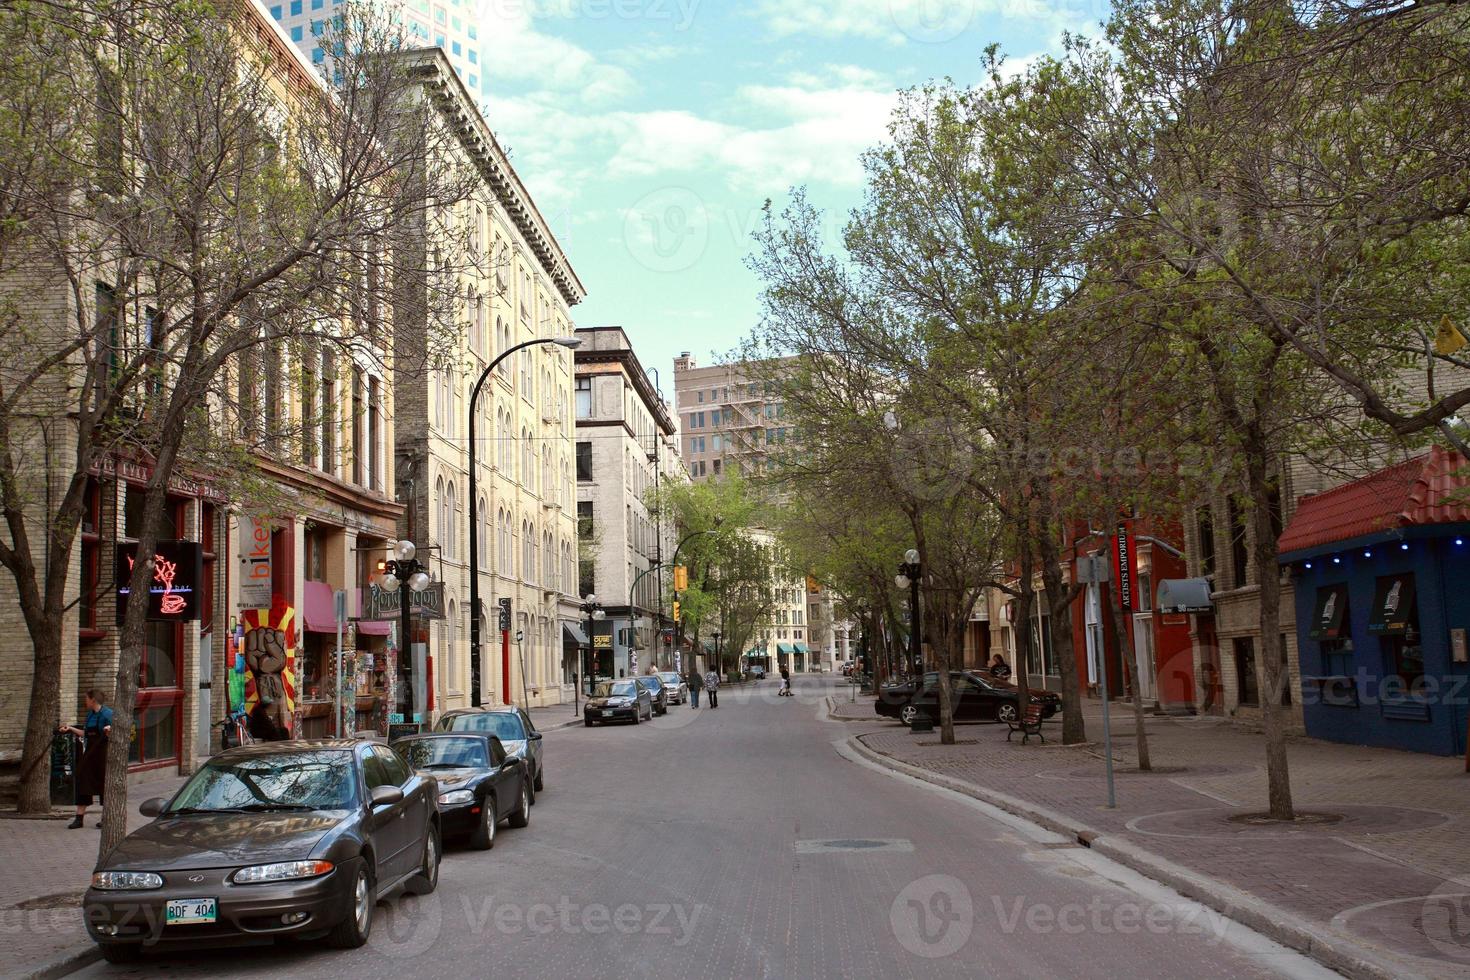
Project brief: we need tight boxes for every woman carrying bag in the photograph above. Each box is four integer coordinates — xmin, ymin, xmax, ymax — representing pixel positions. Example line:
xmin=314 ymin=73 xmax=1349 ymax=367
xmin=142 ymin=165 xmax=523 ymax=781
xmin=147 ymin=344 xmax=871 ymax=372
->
xmin=58 ymin=690 xmax=113 ymax=829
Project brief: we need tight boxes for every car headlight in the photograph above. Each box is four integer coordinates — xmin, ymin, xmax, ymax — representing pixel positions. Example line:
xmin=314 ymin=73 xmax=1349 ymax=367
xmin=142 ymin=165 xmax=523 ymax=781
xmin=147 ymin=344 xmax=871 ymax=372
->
xmin=231 ymin=860 xmax=334 ymax=885
xmin=91 ymin=871 xmax=163 ymax=891
xmin=438 ymin=789 xmax=475 ymax=806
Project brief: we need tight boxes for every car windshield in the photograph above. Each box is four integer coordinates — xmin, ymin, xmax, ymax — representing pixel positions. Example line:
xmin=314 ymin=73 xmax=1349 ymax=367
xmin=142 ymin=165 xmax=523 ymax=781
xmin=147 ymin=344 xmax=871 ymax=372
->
xmin=639 ymin=676 xmax=663 ymax=690
xmin=167 ymin=751 xmax=355 ymax=812
xmin=596 ymin=680 xmax=637 ymax=697
xmin=657 ymin=673 xmax=680 ymax=684
xmin=443 ymin=712 xmax=525 ymax=740
xmin=397 ymin=738 xmax=489 ymax=770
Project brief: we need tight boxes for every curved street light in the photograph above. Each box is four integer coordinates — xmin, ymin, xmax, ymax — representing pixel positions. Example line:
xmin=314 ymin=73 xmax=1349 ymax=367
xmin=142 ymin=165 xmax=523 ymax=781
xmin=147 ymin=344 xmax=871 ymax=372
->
xmin=468 ymin=335 xmax=582 ymax=707
xmin=379 ymin=538 xmax=432 ymax=722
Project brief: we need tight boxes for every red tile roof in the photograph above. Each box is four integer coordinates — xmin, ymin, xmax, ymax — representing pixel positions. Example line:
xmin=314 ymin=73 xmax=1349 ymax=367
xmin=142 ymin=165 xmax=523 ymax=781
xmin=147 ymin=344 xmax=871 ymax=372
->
xmin=1277 ymin=446 xmax=1470 ymax=555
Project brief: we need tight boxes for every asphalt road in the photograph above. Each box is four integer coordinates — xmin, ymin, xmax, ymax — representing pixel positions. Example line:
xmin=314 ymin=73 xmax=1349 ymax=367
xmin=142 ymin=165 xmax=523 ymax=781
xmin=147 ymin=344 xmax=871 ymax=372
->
xmin=74 ymin=677 xmax=1337 ymax=979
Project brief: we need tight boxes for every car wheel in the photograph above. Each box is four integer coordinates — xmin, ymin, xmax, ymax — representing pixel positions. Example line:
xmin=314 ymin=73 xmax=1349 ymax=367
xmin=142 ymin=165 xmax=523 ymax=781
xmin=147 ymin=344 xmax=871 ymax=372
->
xmin=899 ymin=704 xmax=919 ymax=726
xmin=533 ymin=766 xmax=544 ymax=793
xmin=99 ymin=944 xmax=141 ymax=965
xmin=630 ymin=708 xmax=640 ymax=725
xmin=508 ymin=782 xmax=531 ymax=829
xmin=470 ymin=794 xmax=497 ymax=850
xmin=326 ymin=863 xmax=374 ymax=948
xmin=997 ymin=703 xmax=1018 ymax=724
xmin=407 ymin=824 xmax=439 ymax=895
xmin=584 ymin=718 xmax=593 ymax=726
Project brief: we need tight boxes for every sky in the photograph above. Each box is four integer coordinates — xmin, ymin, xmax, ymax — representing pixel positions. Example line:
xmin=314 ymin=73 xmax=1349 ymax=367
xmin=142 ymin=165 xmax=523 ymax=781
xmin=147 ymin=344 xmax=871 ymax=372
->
xmin=476 ymin=0 xmax=1111 ymax=400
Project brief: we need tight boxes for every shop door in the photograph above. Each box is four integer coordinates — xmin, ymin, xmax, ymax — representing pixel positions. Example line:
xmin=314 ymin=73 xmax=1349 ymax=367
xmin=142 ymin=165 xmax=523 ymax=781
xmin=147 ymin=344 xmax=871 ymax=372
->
xmin=1132 ymin=613 xmax=1157 ymax=702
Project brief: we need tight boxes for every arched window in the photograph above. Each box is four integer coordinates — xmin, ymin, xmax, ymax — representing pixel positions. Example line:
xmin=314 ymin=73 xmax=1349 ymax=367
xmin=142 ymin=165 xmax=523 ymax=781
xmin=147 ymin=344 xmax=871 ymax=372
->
xmin=446 ymin=480 xmax=459 ymax=559
xmin=495 ymin=318 xmax=507 ymax=374
xmin=478 ymin=495 xmax=488 ymax=566
xmin=445 ymin=598 xmax=458 ymax=690
xmin=543 ymin=529 xmax=554 ymax=590
xmin=435 ymin=475 xmax=445 ymax=548
xmin=541 ymin=448 xmax=551 ymax=503
xmin=522 ymin=520 xmax=533 ymax=582
xmin=521 ymin=429 xmax=533 ymax=491
xmin=498 ymin=509 xmax=511 ymax=576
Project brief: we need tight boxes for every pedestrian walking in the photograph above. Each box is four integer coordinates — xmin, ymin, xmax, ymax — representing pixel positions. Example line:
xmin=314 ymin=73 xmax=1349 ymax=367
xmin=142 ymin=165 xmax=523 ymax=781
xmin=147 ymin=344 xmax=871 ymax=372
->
xmin=704 ymin=669 xmax=720 ymax=709
xmin=688 ymin=669 xmax=703 ymax=707
xmin=779 ymin=664 xmax=793 ymax=697
xmin=57 ymin=689 xmax=112 ymax=829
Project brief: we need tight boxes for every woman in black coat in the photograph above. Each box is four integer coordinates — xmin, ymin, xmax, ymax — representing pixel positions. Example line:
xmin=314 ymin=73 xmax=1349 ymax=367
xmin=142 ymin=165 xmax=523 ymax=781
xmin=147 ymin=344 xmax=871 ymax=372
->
xmin=58 ymin=690 xmax=113 ymax=829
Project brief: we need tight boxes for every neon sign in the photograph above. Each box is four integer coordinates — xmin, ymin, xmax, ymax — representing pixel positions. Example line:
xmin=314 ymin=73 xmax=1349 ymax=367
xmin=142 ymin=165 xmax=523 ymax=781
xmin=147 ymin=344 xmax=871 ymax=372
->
xmin=116 ymin=540 xmax=203 ymax=623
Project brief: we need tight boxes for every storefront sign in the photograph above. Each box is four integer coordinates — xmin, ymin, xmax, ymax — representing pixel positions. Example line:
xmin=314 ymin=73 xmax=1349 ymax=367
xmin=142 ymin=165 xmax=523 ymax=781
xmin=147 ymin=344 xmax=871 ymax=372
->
xmin=115 ymin=540 xmax=203 ymax=622
xmin=1113 ymin=522 xmax=1135 ymax=612
xmin=1368 ymin=574 xmax=1416 ymax=635
xmin=592 ymin=633 xmax=612 ymax=649
xmin=1309 ymin=585 xmax=1348 ymax=639
xmin=366 ymin=581 xmax=446 ymax=621
xmin=239 ymin=517 xmax=273 ymax=609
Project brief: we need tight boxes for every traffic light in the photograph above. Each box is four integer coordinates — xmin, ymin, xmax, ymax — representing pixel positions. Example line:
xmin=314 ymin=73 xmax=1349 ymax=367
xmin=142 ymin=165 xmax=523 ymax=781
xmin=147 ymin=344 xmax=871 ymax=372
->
xmin=672 ymin=601 xmax=681 ymax=623
xmin=673 ymin=565 xmax=688 ymax=592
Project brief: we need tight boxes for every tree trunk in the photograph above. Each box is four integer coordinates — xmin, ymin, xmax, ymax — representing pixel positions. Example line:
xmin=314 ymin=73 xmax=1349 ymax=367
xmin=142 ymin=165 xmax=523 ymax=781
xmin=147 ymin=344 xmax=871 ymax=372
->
xmin=1036 ymin=523 xmax=1087 ymax=745
xmin=1246 ymin=448 xmax=1295 ymax=821
xmin=16 ymin=617 xmax=63 ymax=813
xmin=1109 ymin=591 xmax=1152 ymax=771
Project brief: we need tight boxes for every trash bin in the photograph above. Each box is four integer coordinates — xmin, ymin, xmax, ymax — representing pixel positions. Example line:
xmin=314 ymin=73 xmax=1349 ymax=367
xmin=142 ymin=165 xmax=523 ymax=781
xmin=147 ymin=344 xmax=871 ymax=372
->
xmin=49 ymin=733 xmax=76 ymax=806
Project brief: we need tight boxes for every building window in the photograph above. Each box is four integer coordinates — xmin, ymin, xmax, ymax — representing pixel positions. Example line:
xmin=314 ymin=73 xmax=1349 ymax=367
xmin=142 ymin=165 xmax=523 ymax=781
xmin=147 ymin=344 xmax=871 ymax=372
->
xmin=1197 ymin=509 xmax=1215 ymax=579
xmin=1233 ymin=637 xmax=1258 ymax=706
xmin=575 ymin=376 xmax=591 ymax=418
xmin=1382 ymin=620 xmax=1425 ymax=697
xmin=576 ymin=441 xmax=593 ymax=482
xmin=1227 ymin=495 xmax=1249 ymax=588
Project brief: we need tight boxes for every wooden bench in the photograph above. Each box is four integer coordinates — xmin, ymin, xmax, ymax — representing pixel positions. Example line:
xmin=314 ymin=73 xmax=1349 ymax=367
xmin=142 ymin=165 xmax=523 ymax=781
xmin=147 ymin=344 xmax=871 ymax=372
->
xmin=1005 ymin=703 xmax=1045 ymax=744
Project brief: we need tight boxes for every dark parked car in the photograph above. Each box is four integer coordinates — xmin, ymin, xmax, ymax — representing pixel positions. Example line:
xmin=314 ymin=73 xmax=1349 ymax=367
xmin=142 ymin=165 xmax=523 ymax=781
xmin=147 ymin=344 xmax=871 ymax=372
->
xmin=876 ymin=671 xmax=1061 ymax=726
xmin=392 ymin=733 xmax=530 ymax=849
xmin=584 ymin=678 xmax=652 ymax=725
xmin=434 ymin=705 xmax=545 ymax=796
xmin=637 ymin=675 xmax=669 ymax=716
xmin=83 ymin=740 xmax=440 ymax=963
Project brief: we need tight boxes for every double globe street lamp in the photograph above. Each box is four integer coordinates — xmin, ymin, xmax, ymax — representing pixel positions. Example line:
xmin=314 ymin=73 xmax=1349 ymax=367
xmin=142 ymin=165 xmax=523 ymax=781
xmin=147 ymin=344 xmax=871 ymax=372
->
xmin=576 ymin=593 xmax=606 ymax=715
xmin=378 ymin=538 xmax=432 ymax=722
xmin=895 ymin=548 xmax=921 ymax=678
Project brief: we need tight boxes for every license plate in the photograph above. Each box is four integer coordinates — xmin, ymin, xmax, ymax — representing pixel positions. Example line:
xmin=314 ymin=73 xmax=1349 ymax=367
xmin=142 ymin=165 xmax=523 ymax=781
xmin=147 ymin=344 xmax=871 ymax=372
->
xmin=165 ymin=898 xmax=217 ymax=924
xmin=602 ymin=710 xmax=614 ymax=718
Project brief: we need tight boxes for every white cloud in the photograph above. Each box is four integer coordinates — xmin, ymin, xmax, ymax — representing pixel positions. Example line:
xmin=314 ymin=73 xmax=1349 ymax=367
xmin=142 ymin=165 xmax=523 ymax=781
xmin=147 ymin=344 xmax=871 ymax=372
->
xmin=477 ymin=0 xmax=637 ymax=103
xmin=752 ymin=0 xmax=1102 ymax=46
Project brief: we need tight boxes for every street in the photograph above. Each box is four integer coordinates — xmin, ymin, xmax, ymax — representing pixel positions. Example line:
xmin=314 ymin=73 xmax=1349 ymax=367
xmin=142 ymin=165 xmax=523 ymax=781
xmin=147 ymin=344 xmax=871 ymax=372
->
xmin=73 ymin=678 xmax=1335 ymax=979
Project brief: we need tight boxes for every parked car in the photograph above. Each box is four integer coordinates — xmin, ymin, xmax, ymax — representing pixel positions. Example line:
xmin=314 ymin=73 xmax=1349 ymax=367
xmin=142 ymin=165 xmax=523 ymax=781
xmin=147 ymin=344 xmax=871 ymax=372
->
xmin=875 ymin=671 xmax=1061 ymax=726
xmin=392 ymin=733 xmax=530 ymax=849
xmin=637 ymin=674 xmax=669 ymax=716
xmin=83 ymin=740 xmax=440 ymax=963
xmin=434 ymin=706 xmax=545 ymax=796
xmin=584 ymin=678 xmax=652 ymax=725
xmin=656 ymin=671 xmax=688 ymax=705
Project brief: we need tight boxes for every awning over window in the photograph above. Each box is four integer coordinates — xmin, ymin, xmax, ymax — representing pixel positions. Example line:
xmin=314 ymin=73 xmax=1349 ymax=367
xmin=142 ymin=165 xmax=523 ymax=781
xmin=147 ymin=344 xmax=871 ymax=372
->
xmin=1156 ymin=578 xmax=1213 ymax=614
xmin=777 ymin=642 xmax=795 ymax=654
xmin=354 ymin=588 xmax=390 ymax=636
xmin=303 ymin=580 xmax=337 ymax=633
xmin=793 ymin=642 xmax=810 ymax=654
xmin=1308 ymin=585 xmax=1348 ymax=640
xmin=562 ymin=623 xmax=588 ymax=647
xmin=1368 ymin=574 xmax=1417 ymax=635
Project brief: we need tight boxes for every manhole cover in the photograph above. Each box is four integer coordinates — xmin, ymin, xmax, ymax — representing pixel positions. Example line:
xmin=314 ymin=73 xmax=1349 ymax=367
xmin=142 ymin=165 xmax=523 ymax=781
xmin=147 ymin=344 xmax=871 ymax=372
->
xmin=1228 ymin=810 xmax=1343 ymax=827
xmin=793 ymin=839 xmax=914 ymax=853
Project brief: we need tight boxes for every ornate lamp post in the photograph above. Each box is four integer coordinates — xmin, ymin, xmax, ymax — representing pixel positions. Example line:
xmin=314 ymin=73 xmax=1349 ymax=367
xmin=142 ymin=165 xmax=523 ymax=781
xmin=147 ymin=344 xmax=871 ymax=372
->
xmin=378 ymin=539 xmax=432 ymax=724
xmin=576 ymin=593 xmax=606 ymax=715
xmin=895 ymin=548 xmax=921 ymax=678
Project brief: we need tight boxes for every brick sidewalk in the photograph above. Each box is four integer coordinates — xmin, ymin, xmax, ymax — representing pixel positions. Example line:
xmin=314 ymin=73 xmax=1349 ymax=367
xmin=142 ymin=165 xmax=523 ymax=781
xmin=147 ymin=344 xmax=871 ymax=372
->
xmin=1 ymin=768 xmax=191 ymax=977
xmin=848 ymin=697 xmax=1470 ymax=978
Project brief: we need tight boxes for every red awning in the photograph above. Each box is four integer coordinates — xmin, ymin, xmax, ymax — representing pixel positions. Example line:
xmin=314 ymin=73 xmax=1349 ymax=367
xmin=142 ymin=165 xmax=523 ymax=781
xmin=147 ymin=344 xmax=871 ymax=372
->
xmin=1277 ymin=446 xmax=1470 ymax=555
xmin=302 ymin=580 xmax=338 ymax=633
xmin=355 ymin=587 xmax=391 ymax=636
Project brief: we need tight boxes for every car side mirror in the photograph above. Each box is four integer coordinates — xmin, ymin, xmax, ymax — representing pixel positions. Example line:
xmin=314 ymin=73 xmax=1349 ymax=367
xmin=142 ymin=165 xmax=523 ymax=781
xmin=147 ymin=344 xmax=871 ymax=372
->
xmin=370 ymin=785 xmax=404 ymax=808
xmin=139 ymin=797 xmax=167 ymax=817
xmin=529 ymin=731 xmax=542 ymax=741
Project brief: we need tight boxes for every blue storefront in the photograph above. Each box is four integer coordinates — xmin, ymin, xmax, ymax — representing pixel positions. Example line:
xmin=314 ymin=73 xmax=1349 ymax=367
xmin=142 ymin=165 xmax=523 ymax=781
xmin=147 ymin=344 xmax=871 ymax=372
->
xmin=1279 ymin=448 xmax=1470 ymax=757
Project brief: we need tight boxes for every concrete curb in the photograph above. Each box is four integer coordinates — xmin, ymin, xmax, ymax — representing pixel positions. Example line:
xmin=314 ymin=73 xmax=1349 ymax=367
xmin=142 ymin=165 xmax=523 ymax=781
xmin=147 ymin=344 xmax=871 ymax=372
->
xmin=846 ymin=734 xmax=1428 ymax=980
xmin=16 ymin=942 xmax=100 ymax=980
xmin=824 ymin=695 xmax=877 ymax=722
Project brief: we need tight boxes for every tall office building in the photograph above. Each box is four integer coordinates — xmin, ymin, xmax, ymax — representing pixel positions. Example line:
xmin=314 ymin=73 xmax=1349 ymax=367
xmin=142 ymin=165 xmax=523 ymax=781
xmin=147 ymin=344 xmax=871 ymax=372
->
xmin=268 ymin=0 xmax=489 ymax=99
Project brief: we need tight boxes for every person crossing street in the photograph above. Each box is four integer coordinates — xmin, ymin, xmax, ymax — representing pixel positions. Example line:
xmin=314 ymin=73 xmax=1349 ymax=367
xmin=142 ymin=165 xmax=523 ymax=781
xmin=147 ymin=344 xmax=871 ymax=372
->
xmin=688 ymin=668 xmax=703 ymax=707
xmin=704 ymin=668 xmax=720 ymax=709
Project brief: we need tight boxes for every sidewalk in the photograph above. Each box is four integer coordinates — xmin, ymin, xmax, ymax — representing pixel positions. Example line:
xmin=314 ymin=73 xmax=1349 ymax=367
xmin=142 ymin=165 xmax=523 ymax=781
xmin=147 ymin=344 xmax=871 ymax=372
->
xmin=844 ymin=696 xmax=1470 ymax=979
xmin=1 ymin=767 xmax=191 ymax=979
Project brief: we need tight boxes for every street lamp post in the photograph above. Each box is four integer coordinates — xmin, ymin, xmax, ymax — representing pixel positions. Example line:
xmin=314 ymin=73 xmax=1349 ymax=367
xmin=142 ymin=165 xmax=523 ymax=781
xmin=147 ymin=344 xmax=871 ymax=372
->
xmin=896 ymin=548 xmax=921 ymax=678
xmin=577 ymin=593 xmax=605 ymax=716
xmin=468 ymin=335 xmax=581 ymax=707
xmin=378 ymin=539 xmax=432 ymax=724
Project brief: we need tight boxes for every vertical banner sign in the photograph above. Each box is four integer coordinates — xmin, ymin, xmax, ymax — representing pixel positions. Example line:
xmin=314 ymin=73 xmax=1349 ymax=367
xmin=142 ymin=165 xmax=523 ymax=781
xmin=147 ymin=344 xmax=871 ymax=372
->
xmin=240 ymin=517 xmax=272 ymax=609
xmin=1113 ymin=521 xmax=1135 ymax=612
xmin=497 ymin=598 xmax=512 ymax=632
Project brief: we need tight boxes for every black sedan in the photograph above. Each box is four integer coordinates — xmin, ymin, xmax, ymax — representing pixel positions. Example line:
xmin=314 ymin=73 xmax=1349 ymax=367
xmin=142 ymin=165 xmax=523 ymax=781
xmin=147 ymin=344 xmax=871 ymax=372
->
xmin=83 ymin=740 xmax=440 ymax=963
xmin=637 ymin=674 xmax=669 ymax=716
xmin=392 ymin=733 xmax=530 ymax=849
xmin=584 ymin=678 xmax=653 ymax=725
xmin=876 ymin=671 xmax=1062 ymax=726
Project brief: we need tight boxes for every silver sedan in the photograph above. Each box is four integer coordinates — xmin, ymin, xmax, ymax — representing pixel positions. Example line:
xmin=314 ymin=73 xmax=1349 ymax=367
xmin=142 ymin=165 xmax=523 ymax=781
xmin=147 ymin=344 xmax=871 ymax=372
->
xmin=656 ymin=671 xmax=689 ymax=705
